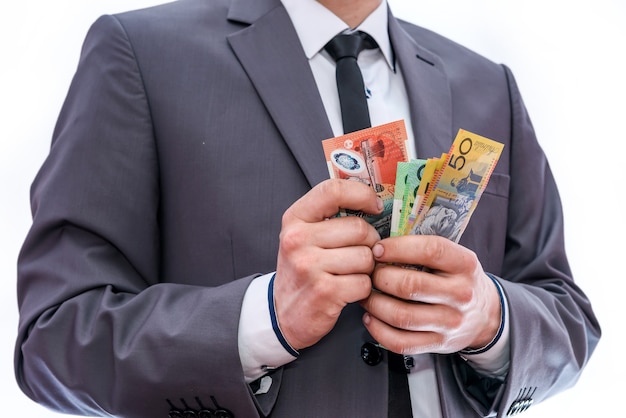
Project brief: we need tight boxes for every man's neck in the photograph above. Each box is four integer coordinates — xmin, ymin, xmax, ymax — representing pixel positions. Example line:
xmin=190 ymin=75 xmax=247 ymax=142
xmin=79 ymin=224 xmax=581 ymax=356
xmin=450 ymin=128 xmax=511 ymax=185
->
xmin=317 ymin=0 xmax=382 ymax=28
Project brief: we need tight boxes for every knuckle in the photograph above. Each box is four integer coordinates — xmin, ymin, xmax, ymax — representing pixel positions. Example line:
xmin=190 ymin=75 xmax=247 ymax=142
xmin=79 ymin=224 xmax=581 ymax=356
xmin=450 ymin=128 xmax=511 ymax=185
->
xmin=456 ymin=286 xmax=475 ymax=306
xmin=279 ymin=236 xmax=317 ymax=278
xmin=291 ymin=253 xmax=314 ymax=277
xmin=422 ymin=237 xmax=447 ymax=261
xmin=279 ymin=224 xmax=307 ymax=253
xmin=431 ymin=334 xmax=446 ymax=351
xmin=311 ymin=277 xmax=332 ymax=299
xmin=356 ymin=275 xmax=373 ymax=298
xmin=410 ymin=333 xmax=445 ymax=355
xmin=421 ymin=332 xmax=446 ymax=352
xmin=463 ymin=249 xmax=480 ymax=273
xmin=399 ymin=270 xmax=420 ymax=299
xmin=318 ymin=178 xmax=342 ymax=200
xmin=281 ymin=208 xmax=294 ymax=228
xmin=445 ymin=310 xmax=464 ymax=331
xmin=352 ymin=217 xmax=370 ymax=239
xmin=392 ymin=305 xmax=413 ymax=330
xmin=348 ymin=217 xmax=375 ymax=243
xmin=356 ymin=246 xmax=376 ymax=272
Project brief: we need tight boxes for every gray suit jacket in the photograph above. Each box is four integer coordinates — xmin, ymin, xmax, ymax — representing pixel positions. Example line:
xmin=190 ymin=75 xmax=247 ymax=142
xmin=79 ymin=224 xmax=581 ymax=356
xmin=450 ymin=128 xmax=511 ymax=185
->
xmin=15 ymin=0 xmax=600 ymax=417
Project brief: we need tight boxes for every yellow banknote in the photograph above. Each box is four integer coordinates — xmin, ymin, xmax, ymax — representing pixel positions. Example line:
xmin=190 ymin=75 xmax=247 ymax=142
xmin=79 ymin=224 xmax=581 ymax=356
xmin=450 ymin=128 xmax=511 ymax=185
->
xmin=408 ymin=129 xmax=504 ymax=242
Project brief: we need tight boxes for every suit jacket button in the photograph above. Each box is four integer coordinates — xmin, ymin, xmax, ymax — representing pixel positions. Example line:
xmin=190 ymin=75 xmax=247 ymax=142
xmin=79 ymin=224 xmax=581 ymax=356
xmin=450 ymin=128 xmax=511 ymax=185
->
xmin=361 ymin=342 xmax=382 ymax=366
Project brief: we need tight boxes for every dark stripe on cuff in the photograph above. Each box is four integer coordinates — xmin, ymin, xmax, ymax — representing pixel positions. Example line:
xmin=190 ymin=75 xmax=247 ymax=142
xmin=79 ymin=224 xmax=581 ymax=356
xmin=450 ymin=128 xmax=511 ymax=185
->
xmin=460 ymin=273 xmax=506 ymax=355
xmin=268 ymin=274 xmax=299 ymax=357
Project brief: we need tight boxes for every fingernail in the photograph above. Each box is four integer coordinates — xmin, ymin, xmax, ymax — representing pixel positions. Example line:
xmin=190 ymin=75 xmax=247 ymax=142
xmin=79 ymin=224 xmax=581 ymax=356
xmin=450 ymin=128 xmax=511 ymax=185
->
xmin=363 ymin=313 xmax=371 ymax=325
xmin=376 ymin=197 xmax=384 ymax=211
xmin=372 ymin=243 xmax=384 ymax=258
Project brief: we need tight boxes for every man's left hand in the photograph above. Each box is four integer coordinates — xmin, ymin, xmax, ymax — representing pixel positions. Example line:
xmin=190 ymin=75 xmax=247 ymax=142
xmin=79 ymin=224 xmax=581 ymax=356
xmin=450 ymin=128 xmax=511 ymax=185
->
xmin=360 ymin=235 xmax=502 ymax=355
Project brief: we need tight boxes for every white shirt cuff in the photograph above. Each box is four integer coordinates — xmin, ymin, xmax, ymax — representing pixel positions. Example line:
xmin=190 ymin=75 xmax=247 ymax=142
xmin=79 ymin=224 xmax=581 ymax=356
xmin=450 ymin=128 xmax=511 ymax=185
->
xmin=238 ymin=272 xmax=298 ymax=383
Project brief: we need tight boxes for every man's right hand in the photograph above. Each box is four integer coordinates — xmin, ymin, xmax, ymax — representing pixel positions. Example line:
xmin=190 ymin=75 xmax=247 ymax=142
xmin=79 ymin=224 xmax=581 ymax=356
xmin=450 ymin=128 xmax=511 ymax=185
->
xmin=274 ymin=179 xmax=382 ymax=350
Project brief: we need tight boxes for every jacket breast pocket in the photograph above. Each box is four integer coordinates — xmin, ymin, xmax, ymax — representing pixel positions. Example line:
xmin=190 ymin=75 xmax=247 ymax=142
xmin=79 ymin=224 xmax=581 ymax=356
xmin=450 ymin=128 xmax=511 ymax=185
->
xmin=459 ymin=173 xmax=511 ymax=275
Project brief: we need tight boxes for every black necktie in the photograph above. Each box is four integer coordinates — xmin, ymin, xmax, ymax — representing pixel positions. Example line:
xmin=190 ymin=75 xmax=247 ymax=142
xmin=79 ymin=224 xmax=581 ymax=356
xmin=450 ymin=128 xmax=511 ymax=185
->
xmin=326 ymin=32 xmax=413 ymax=416
xmin=324 ymin=31 xmax=376 ymax=134
xmin=388 ymin=352 xmax=413 ymax=417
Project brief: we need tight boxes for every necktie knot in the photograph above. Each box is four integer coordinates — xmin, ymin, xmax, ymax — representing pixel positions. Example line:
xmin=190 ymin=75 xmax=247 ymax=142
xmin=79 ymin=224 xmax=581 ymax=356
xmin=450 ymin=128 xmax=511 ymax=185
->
xmin=324 ymin=32 xmax=375 ymax=62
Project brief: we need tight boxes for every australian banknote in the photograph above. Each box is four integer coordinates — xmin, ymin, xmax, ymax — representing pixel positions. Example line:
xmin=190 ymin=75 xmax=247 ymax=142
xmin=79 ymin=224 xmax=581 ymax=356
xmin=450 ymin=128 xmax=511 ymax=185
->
xmin=322 ymin=122 xmax=503 ymax=243
xmin=390 ymin=159 xmax=426 ymax=237
xmin=322 ymin=120 xmax=409 ymax=238
xmin=406 ymin=129 xmax=504 ymax=242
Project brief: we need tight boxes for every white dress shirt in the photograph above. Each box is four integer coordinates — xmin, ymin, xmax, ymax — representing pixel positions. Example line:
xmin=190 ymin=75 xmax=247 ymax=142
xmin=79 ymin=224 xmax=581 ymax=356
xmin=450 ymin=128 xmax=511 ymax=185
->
xmin=237 ymin=1 xmax=510 ymax=416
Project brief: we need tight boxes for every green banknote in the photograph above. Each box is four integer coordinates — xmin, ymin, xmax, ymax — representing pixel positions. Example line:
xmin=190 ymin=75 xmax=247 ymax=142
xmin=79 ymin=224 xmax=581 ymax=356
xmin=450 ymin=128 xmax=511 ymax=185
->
xmin=390 ymin=159 xmax=426 ymax=237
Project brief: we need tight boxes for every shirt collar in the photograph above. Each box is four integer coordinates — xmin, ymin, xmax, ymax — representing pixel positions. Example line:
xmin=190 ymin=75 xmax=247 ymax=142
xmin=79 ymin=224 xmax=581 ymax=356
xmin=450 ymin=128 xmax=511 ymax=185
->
xmin=281 ymin=0 xmax=394 ymax=70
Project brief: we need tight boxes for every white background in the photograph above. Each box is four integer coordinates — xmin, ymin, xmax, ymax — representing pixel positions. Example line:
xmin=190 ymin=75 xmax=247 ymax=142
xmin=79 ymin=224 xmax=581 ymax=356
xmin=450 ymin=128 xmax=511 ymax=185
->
xmin=1 ymin=1 xmax=623 ymax=416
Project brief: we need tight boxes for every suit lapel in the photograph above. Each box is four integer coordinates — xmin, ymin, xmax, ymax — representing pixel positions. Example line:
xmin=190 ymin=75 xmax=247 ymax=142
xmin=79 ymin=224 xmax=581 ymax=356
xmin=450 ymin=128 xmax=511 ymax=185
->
xmin=227 ymin=1 xmax=332 ymax=188
xmin=388 ymin=15 xmax=453 ymax=159
xmin=226 ymin=0 xmax=454 ymax=187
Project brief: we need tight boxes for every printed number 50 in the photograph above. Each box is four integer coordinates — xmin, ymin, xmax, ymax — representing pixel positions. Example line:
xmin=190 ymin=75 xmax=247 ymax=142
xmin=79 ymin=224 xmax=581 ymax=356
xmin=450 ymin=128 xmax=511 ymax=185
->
xmin=448 ymin=137 xmax=473 ymax=171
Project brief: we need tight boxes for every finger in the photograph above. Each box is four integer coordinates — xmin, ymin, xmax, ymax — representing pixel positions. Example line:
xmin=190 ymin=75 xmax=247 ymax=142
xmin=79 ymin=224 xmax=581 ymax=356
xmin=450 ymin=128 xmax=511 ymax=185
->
xmin=371 ymin=263 xmax=457 ymax=304
xmin=373 ymin=235 xmax=477 ymax=274
xmin=362 ymin=312 xmax=445 ymax=355
xmin=281 ymin=271 xmax=373 ymax=313
xmin=295 ymin=245 xmax=376 ymax=276
xmin=361 ymin=290 xmax=460 ymax=333
xmin=328 ymin=273 xmax=374 ymax=304
xmin=285 ymin=179 xmax=383 ymax=223
xmin=322 ymin=246 xmax=377 ymax=275
xmin=293 ymin=216 xmax=381 ymax=249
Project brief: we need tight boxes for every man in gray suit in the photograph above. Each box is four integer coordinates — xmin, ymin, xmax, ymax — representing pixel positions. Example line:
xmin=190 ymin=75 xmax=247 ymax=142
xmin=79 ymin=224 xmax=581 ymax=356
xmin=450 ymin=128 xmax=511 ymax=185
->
xmin=15 ymin=0 xmax=600 ymax=417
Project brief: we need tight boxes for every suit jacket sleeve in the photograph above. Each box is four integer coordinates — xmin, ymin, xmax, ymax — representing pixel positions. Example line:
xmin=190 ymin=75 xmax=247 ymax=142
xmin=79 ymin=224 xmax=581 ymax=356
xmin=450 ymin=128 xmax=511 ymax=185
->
xmin=14 ymin=14 xmax=264 ymax=418
xmin=440 ymin=64 xmax=601 ymax=417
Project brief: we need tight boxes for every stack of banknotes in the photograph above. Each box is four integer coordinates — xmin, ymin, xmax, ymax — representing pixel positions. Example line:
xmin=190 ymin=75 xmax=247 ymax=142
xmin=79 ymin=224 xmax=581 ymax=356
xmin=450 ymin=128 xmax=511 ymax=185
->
xmin=322 ymin=120 xmax=504 ymax=242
